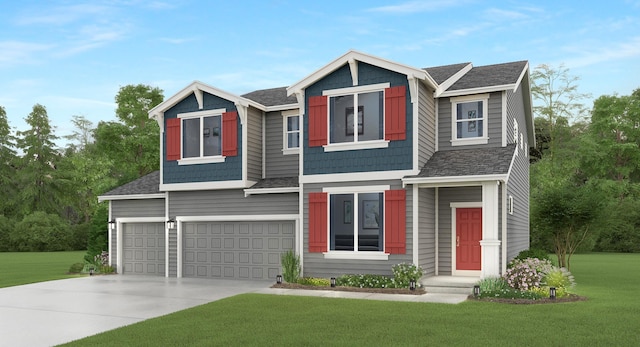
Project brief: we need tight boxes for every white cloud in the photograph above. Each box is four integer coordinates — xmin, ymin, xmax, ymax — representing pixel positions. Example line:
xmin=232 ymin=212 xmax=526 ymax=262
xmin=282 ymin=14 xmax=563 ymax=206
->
xmin=0 ymin=41 xmax=54 ymax=66
xmin=367 ymin=0 xmax=469 ymax=14
xmin=562 ymin=36 xmax=640 ymax=69
xmin=15 ymin=4 xmax=112 ymax=26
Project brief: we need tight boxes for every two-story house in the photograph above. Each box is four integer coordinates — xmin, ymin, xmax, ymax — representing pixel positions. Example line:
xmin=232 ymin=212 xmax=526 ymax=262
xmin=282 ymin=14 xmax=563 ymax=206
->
xmin=98 ymin=50 xmax=533 ymax=281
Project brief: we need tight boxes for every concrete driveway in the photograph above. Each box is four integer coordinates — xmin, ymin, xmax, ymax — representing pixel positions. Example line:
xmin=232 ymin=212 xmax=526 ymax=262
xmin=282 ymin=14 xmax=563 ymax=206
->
xmin=0 ymin=275 xmax=271 ymax=347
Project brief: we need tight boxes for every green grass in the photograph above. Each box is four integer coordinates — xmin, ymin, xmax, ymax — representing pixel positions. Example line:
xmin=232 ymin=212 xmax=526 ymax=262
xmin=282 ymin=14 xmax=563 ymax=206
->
xmin=62 ymin=253 xmax=640 ymax=346
xmin=0 ymin=251 xmax=86 ymax=288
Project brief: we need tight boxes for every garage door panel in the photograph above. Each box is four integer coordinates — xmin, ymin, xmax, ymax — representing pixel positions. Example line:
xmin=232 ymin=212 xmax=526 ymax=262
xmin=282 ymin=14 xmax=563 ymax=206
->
xmin=122 ymin=223 xmax=165 ymax=276
xmin=183 ymin=221 xmax=294 ymax=280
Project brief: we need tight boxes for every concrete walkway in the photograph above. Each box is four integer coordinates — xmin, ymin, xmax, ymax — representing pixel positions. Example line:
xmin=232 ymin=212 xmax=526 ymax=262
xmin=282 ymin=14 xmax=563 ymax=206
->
xmin=0 ymin=276 xmax=468 ymax=347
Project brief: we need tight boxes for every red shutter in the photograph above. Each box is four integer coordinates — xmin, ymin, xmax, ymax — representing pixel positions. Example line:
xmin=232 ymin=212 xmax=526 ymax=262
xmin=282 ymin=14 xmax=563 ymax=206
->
xmin=308 ymin=95 xmax=328 ymax=147
xmin=166 ymin=117 xmax=181 ymax=161
xmin=222 ymin=111 xmax=238 ymax=157
xmin=308 ymin=192 xmax=328 ymax=253
xmin=384 ymin=189 xmax=406 ymax=254
xmin=385 ymin=86 xmax=406 ymax=141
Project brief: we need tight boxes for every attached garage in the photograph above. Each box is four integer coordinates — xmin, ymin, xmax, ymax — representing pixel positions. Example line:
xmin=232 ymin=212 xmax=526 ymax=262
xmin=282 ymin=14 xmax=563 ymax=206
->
xmin=122 ymin=223 xmax=165 ymax=276
xmin=181 ymin=220 xmax=295 ymax=280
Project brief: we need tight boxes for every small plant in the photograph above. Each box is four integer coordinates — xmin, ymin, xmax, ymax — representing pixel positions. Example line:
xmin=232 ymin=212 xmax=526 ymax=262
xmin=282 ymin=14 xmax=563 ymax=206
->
xmin=528 ymin=286 xmax=569 ymax=298
xmin=99 ymin=265 xmax=115 ymax=274
xmin=478 ymin=287 xmax=546 ymax=300
xmin=297 ymin=277 xmax=331 ymax=286
xmin=68 ymin=262 xmax=84 ymax=273
xmin=280 ymin=250 xmax=300 ymax=283
xmin=392 ymin=263 xmax=423 ymax=288
xmin=542 ymin=267 xmax=575 ymax=289
xmin=477 ymin=276 xmax=509 ymax=293
xmin=503 ymin=258 xmax=554 ymax=290
xmin=513 ymin=248 xmax=552 ymax=262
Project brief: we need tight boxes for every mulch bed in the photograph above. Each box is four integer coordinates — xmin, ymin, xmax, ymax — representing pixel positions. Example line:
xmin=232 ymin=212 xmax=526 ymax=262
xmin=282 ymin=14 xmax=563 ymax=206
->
xmin=467 ymin=294 xmax=588 ymax=304
xmin=271 ymin=283 xmax=426 ymax=295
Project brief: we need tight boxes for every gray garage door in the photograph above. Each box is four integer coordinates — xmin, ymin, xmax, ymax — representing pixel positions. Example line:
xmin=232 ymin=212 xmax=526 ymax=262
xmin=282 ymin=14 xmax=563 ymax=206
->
xmin=183 ymin=221 xmax=294 ymax=280
xmin=122 ymin=223 xmax=165 ymax=276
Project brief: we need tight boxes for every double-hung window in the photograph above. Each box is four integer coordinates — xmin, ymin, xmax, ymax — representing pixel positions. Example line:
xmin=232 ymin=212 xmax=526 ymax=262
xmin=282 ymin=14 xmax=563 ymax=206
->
xmin=451 ymin=94 xmax=489 ymax=146
xmin=165 ymin=108 xmax=238 ymax=164
xmin=308 ymin=83 xmax=406 ymax=151
xmin=282 ymin=111 xmax=300 ymax=154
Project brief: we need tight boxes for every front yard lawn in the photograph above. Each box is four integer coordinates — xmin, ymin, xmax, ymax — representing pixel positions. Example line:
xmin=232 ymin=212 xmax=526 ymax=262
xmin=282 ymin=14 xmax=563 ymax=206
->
xmin=0 ymin=251 xmax=85 ymax=288
xmin=62 ymin=253 xmax=640 ymax=346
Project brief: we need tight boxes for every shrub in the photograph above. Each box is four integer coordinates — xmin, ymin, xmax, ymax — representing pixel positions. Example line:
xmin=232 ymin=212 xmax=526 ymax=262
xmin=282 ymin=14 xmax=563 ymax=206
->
xmin=542 ymin=267 xmax=576 ymax=290
xmin=503 ymin=258 xmax=554 ymax=290
xmin=94 ymin=251 xmax=109 ymax=267
xmin=0 ymin=215 xmax=14 ymax=251
xmin=280 ymin=250 xmax=300 ymax=283
xmin=478 ymin=287 xmax=546 ymax=300
xmin=297 ymin=277 xmax=331 ymax=286
xmin=85 ymin=203 xmax=109 ymax=263
xmin=477 ymin=276 xmax=509 ymax=293
xmin=100 ymin=265 xmax=116 ymax=274
xmin=336 ymin=274 xmax=394 ymax=288
xmin=392 ymin=263 xmax=423 ymax=288
xmin=11 ymin=212 xmax=72 ymax=251
xmin=69 ymin=263 xmax=85 ymax=273
xmin=513 ymin=248 xmax=552 ymax=262
xmin=528 ymin=286 xmax=569 ymax=298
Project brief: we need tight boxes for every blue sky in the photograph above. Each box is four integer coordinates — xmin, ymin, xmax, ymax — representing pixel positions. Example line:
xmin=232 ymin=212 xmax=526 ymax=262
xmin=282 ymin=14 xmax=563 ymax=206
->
xmin=1 ymin=1 xmax=639 ymax=145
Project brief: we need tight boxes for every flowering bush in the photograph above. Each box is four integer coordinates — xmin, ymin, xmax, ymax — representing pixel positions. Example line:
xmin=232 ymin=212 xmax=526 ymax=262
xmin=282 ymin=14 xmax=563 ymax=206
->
xmin=478 ymin=287 xmax=546 ymax=300
xmin=94 ymin=251 xmax=109 ymax=267
xmin=503 ymin=258 xmax=554 ymax=290
xmin=391 ymin=263 xmax=423 ymax=288
xmin=336 ymin=274 xmax=394 ymax=288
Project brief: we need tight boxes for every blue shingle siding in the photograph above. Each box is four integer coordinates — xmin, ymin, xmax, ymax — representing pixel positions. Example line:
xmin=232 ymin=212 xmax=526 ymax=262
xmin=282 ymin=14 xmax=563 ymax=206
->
xmin=162 ymin=92 xmax=242 ymax=184
xmin=304 ymin=62 xmax=413 ymax=175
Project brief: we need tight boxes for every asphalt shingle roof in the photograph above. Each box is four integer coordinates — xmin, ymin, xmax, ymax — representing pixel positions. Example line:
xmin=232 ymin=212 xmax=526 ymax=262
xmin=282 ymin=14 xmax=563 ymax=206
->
xmin=242 ymin=87 xmax=298 ymax=107
xmin=446 ymin=61 xmax=527 ymax=91
xmin=410 ymin=145 xmax=516 ymax=178
xmin=424 ymin=63 xmax=470 ymax=85
xmin=249 ymin=177 xmax=299 ymax=189
xmin=101 ymin=171 xmax=161 ymax=196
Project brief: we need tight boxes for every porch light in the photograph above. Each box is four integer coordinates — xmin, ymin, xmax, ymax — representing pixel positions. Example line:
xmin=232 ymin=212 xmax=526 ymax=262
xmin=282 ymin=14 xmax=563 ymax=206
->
xmin=330 ymin=277 xmax=336 ymax=287
xmin=108 ymin=220 xmax=116 ymax=231
xmin=89 ymin=267 xmax=94 ymax=276
xmin=473 ymin=285 xmax=481 ymax=297
xmin=409 ymin=279 xmax=416 ymax=291
xmin=549 ymin=287 xmax=556 ymax=300
xmin=167 ymin=219 xmax=176 ymax=230
xmin=276 ymin=275 xmax=283 ymax=284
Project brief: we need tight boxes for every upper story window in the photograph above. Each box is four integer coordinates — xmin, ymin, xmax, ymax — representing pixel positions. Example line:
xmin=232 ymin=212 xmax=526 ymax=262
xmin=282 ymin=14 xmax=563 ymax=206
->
xmin=165 ymin=108 xmax=238 ymax=165
xmin=183 ymin=114 xmax=221 ymax=158
xmin=308 ymin=83 xmax=406 ymax=152
xmin=282 ymin=111 xmax=300 ymax=155
xmin=450 ymin=94 xmax=489 ymax=146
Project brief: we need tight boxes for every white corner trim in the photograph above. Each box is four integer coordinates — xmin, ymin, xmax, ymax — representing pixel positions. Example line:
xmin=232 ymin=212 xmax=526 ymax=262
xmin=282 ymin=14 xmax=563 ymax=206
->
xmin=98 ymin=193 xmax=165 ymax=202
xmin=323 ymin=251 xmax=389 ymax=261
xmin=412 ymin=184 xmax=419 ymax=266
xmin=502 ymin=91 xmax=507 ymax=147
xmin=244 ymin=187 xmax=300 ymax=197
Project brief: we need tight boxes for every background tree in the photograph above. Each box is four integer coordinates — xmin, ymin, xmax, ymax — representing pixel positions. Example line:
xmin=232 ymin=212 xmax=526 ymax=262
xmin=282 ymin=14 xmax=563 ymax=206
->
xmin=15 ymin=104 xmax=68 ymax=216
xmin=0 ymin=106 xmax=17 ymax=216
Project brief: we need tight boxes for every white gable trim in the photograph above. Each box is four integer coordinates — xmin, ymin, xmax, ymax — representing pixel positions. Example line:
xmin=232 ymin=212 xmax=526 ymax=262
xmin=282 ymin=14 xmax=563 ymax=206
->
xmin=434 ymin=63 xmax=473 ymax=97
xmin=439 ymin=84 xmax=516 ymax=98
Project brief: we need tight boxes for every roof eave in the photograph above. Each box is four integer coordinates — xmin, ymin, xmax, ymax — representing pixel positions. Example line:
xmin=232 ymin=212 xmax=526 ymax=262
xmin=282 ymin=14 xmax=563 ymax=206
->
xmin=438 ymin=84 xmax=517 ymax=98
xmin=97 ymin=193 xmax=165 ymax=202
xmin=402 ymin=174 xmax=508 ymax=187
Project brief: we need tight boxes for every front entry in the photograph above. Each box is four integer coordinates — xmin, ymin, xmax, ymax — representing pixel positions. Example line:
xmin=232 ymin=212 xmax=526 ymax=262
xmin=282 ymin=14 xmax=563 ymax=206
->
xmin=456 ymin=208 xmax=482 ymax=271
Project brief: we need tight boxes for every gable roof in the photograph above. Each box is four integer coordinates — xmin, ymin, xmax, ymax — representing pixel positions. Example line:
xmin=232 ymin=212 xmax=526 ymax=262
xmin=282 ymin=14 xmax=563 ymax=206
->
xmin=98 ymin=171 xmax=162 ymax=201
xmin=242 ymin=87 xmax=297 ymax=108
xmin=438 ymin=61 xmax=529 ymax=97
xmin=424 ymin=63 xmax=471 ymax=84
xmin=403 ymin=145 xmax=517 ymax=185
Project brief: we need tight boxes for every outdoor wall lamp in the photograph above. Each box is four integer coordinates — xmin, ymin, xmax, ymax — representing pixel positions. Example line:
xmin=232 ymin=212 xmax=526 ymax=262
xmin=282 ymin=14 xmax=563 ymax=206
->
xmin=276 ymin=275 xmax=283 ymax=284
xmin=330 ymin=277 xmax=336 ymax=287
xmin=167 ymin=219 xmax=176 ymax=230
xmin=108 ymin=220 xmax=116 ymax=231
xmin=409 ymin=279 xmax=416 ymax=291
xmin=473 ymin=285 xmax=481 ymax=297
xmin=549 ymin=287 xmax=557 ymax=299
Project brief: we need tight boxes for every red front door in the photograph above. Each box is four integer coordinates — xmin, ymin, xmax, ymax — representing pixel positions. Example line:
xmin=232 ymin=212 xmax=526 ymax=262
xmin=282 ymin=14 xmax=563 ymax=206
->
xmin=456 ymin=208 xmax=482 ymax=271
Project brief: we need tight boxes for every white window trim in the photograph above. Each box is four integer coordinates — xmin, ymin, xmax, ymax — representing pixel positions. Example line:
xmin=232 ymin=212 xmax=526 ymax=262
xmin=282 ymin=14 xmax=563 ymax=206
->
xmin=322 ymin=83 xmax=390 ymax=150
xmin=450 ymin=94 xmax=489 ymax=146
xmin=322 ymin=185 xmax=390 ymax=259
xmin=283 ymin=113 xmax=300 ymax=155
xmin=177 ymin=108 xmax=226 ymax=165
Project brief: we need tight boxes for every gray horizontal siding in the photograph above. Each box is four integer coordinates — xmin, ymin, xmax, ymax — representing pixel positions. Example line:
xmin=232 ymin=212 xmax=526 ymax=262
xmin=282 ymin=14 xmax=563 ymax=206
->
xmin=506 ymin=85 xmax=530 ymax=261
xmin=437 ymin=91 xmax=503 ymax=150
xmin=418 ymin=82 xmax=436 ymax=168
xmin=418 ymin=187 xmax=436 ymax=276
xmin=265 ymin=111 xmax=299 ymax=178
xmin=247 ymin=106 xmax=263 ymax=182
xmin=302 ymin=180 xmax=412 ymax=278
xmin=111 ymin=199 xmax=165 ymax=218
xmin=169 ymin=190 xmax=298 ymax=217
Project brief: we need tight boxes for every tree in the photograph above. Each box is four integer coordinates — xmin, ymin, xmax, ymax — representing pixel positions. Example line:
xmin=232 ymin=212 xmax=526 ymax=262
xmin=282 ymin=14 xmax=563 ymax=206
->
xmin=531 ymin=64 xmax=591 ymax=164
xmin=0 ymin=106 xmax=17 ymax=215
xmin=15 ymin=104 xmax=67 ymax=216
xmin=531 ymin=178 xmax=603 ymax=270
xmin=64 ymin=115 xmax=94 ymax=152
